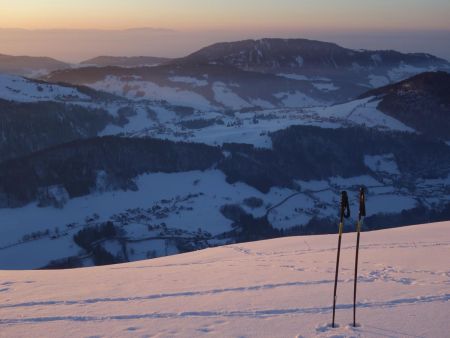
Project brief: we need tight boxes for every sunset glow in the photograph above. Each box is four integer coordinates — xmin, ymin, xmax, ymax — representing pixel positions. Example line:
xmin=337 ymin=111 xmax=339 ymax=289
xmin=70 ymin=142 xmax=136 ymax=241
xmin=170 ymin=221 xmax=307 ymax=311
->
xmin=1 ymin=0 xmax=450 ymax=31
xmin=0 ymin=1 xmax=449 ymax=61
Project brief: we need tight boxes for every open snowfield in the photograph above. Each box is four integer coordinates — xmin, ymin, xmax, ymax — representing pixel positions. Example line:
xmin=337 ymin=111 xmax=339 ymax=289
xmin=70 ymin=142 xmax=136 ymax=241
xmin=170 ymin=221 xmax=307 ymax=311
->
xmin=0 ymin=221 xmax=449 ymax=337
xmin=0 ymin=74 xmax=90 ymax=102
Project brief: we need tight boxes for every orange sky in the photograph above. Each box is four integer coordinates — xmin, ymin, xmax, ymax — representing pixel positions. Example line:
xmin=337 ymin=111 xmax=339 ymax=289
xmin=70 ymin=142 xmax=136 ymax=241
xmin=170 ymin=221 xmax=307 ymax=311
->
xmin=1 ymin=1 xmax=449 ymax=61
xmin=1 ymin=0 xmax=450 ymax=31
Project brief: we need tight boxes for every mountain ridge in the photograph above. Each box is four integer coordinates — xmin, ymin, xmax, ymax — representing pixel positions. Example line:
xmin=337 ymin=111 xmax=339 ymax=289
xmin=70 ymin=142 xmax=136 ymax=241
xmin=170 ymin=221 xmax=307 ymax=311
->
xmin=176 ymin=38 xmax=450 ymax=71
xmin=0 ymin=53 xmax=70 ymax=76
xmin=39 ymin=38 xmax=450 ymax=107
xmin=80 ymin=56 xmax=171 ymax=67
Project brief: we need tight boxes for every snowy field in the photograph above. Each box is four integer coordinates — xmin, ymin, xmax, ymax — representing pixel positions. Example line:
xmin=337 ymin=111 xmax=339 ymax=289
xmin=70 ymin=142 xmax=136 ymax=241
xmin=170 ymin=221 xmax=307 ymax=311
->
xmin=0 ymin=74 xmax=90 ymax=102
xmin=0 ymin=170 xmax=285 ymax=269
xmin=1 ymin=131 xmax=447 ymax=270
xmin=1 ymin=167 xmax=438 ymax=270
xmin=122 ymin=96 xmax=416 ymax=150
xmin=91 ymin=76 xmax=217 ymax=111
xmin=0 ymin=221 xmax=449 ymax=337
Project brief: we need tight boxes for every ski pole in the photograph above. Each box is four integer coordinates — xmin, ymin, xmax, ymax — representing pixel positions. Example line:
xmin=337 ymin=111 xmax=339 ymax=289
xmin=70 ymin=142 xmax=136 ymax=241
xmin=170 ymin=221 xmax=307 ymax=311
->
xmin=353 ymin=187 xmax=366 ymax=327
xmin=332 ymin=191 xmax=350 ymax=328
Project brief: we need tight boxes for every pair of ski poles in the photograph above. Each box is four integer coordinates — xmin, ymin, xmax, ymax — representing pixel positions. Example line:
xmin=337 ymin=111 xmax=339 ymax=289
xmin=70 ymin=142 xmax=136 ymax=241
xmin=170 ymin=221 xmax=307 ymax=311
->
xmin=332 ymin=187 xmax=366 ymax=328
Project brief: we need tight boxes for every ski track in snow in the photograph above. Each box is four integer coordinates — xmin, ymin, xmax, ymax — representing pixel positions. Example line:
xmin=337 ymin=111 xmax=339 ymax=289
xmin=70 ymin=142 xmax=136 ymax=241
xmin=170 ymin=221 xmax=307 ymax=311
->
xmin=226 ymin=240 xmax=450 ymax=258
xmin=2 ymin=271 xmax=448 ymax=311
xmin=2 ymin=293 xmax=450 ymax=324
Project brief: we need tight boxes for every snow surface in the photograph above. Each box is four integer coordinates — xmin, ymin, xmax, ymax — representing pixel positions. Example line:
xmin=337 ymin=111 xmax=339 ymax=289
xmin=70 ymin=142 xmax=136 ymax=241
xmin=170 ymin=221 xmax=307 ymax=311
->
xmin=364 ymin=154 xmax=400 ymax=175
xmin=387 ymin=64 xmax=436 ymax=82
xmin=128 ymin=96 xmax=417 ymax=149
xmin=274 ymin=91 xmax=321 ymax=108
xmin=172 ymin=118 xmax=277 ymax=148
xmin=1 ymin=165 xmax=435 ymax=270
xmin=367 ymin=75 xmax=390 ymax=88
xmin=0 ymin=221 xmax=449 ymax=337
xmin=212 ymin=82 xmax=251 ymax=109
xmin=312 ymin=82 xmax=339 ymax=92
xmin=311 ymin=97 xmax=416 ymax=132
xmin=91 ymin=76 xmax=215 ymax=110
xmin=168 ymin=76 xmax=208 ymax=87
xmin=277 ymin=73 xmax=310 ymax=81
xmin=0 ymin=74 xmax=89 ymax=102
xmin=0 ymin=170 xmax=304 ymax=269
xmin=3 ymin=157 xmax=439 ymax=272
xmin=249 ymin=98 xmax=274 ymax=108
xmin=130 ymin=107 xmax=345 ymax=149
xmin=100 ymin=104 xmax=161 ymax=136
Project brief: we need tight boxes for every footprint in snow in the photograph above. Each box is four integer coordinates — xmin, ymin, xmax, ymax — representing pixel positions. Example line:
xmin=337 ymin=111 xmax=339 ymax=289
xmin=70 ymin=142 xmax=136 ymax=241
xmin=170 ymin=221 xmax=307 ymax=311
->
xmin=316 ymin=323 xmax=339 ymax=332
xmin=197 ymin=327 xmax=213 ymax=333
xmin=125 ymin=327 xmax=139 ymax=331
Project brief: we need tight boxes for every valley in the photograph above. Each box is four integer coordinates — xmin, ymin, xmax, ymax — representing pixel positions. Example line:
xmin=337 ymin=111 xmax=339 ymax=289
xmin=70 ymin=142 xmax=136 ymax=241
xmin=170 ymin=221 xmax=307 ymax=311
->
xmin=0 ymin=39 xmax=449 ymax=269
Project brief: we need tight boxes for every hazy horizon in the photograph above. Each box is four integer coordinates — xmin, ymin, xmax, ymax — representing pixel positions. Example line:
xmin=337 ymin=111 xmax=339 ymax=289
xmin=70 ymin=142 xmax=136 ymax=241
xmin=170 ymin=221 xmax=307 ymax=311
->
xmin=1 ymin=27 xmax=450 ymax=63
xmin=1 ymin=1 xmax=450 ymax=62
xmin=2 ymin=1 xmax=450 ymax=30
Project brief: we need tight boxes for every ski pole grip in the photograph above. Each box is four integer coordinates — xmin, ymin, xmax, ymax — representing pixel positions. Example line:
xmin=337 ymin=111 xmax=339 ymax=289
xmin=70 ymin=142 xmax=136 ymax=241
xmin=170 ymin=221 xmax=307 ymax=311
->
xmin=340 ymin=191 xmax=350 ymax=222
xmin=359 ymin=187 xmax=366 ymax=218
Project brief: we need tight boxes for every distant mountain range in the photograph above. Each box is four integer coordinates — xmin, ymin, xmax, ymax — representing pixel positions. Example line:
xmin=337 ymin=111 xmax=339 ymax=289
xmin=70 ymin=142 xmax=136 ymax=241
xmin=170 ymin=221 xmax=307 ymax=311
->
xmin=0 ymin=53 xmax=70 ymax=77
xmin=40 ymin=38 xmax=449 ymax=108
xmin=80 ymin=56 xmax=171 ymax=67
xmin=2 ymin=38 xmax=449 ymax=95
xmin=179 ymin=38 xmax=449 ymax=72
xmin=0 ymin=53 xmax=171 ymax=77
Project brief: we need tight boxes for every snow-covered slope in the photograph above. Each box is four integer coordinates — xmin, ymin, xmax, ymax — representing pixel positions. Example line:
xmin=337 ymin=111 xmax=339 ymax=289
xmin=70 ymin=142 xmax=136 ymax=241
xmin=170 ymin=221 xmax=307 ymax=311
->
xmin=361 ymin=71 xmax=450 ymax=139
xmin=0 ymin=74 xmax=90 ymax=102
xmin=0 ymin=73 xmax=148 ymax=163
xmin=43 ymin=64 xmax=326 ymax=110
xmin=0 ymin=221 xmax=449 ymax=337
xmin=0 ymin=73 xmax=419 ymax=150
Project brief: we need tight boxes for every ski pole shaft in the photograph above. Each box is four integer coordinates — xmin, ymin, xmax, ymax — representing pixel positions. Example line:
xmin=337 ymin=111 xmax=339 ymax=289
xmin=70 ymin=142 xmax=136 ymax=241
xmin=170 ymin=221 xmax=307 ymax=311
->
xmin=332 ymin=221 xmax=343 ymax=328
xmin=332 ymin=191 xmax=350 ymax=328
xmin=353 ymin=187 xmax=366 ymax=327
xmin=353 ymin=219 xmax=361 ymax=327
